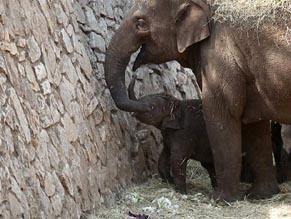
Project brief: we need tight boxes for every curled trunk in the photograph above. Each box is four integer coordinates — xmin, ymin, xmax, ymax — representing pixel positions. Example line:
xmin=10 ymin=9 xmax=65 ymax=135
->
xmin=104 ymin=28 xmax=150 ymax=113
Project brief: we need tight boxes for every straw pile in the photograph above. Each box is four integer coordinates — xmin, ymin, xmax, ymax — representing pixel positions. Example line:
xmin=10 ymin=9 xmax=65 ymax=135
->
xmin=208 ymin=0 xmax=291 ymax=30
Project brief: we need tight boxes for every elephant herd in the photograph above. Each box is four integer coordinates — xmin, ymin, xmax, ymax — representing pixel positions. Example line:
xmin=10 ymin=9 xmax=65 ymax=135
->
xmin=104 ymin=0 xmax=291 ymax=201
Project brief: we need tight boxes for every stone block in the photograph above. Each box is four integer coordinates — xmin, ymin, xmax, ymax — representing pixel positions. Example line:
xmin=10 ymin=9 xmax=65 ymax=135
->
xmin=59 ymin=77 xmax=76 ymax=112
xmin=74 ymin=2 xmax=86 ymax=24
xmin=41 ymin=80 xmax=51 ymax=95
xmin=9 ymin=88 xmax=31 ymax=143
xmin=27 ymin=36 xmax=41 ymax=63
xmin=25 ymin=61 xmax=40 ymax=91
xmin=61 ymin=113 xmax=78 ymax=143
xmin=53 ymin=3 xmax=69 ymax=27
xmin=44 ymin=173 xmax=56 ymax=197
xmin=84 ymin=6 xmax=98 ymax=31
xmin=8 ymin=192 xmax=23 ymax=218
xmin=0 ymin=56 xmax=7 ymax=74
xmin=41 ymin=39 xmax=56 ymax=83
xmin=61 ymin=28 xmax=74 ymax=53
xmin=89 ymin=32 xmax=106 ymax=52
xmin=34 ymin=62 xmax=47 ymax=81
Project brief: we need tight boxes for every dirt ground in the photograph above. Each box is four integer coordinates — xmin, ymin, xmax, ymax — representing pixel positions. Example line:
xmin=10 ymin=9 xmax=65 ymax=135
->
xmin=87 ymin=161 xmax=291 ymax=219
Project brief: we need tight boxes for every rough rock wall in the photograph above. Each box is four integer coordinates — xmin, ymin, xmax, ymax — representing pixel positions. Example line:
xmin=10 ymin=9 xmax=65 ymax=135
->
xmin=0 ymin=0 xmax=199 ymax=218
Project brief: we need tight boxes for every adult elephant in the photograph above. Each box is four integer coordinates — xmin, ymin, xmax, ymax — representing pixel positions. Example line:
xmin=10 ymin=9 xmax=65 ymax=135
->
xmin=104 ymin=0 xmax=291 ymax=201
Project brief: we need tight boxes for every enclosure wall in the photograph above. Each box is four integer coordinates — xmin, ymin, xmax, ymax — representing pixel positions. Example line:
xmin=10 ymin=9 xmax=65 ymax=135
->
xmin=0 ymin=0 xmax=199 ymax=218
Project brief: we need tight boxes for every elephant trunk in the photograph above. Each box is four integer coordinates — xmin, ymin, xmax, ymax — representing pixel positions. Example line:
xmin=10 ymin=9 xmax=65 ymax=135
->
xmin=104 ymin=27 xmax=150 ymax=112
xmin=127 ymin=75 xmax=138 ymax=101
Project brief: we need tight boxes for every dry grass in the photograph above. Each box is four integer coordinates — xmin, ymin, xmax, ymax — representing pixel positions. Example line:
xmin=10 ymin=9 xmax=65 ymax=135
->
xmin=88 ymin=161 xmax=291 ymax=219
xmin=208 ymin=0 xmax=291 ymax=30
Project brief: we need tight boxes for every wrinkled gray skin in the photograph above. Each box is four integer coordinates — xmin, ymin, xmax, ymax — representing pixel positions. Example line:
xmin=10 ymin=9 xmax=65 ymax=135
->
xmin=104 ymin=0 xmax=291 ymax=201
xmin=128 ymin=75 xmax=216 ymax=193
xmin=128 ymin=76 xmax=256 ymax=193
xmin=272 ymin=123 xmax=291 ymax=182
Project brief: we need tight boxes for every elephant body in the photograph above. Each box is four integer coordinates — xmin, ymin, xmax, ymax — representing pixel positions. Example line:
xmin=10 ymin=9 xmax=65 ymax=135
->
xmin=201 ymin=23 xmax=291 ymax=199
xmin=199 ymin=23 xmax=290 ymax=200
xmin=104 ymin=0 xmax=291 ymax=200
xmin=159 ymin=99 xmax=215 ymax=193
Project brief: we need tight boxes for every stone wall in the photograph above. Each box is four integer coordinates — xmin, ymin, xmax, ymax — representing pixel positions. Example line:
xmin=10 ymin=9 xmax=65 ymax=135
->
xmin=0 ymin=0 xmax=199 ymax=218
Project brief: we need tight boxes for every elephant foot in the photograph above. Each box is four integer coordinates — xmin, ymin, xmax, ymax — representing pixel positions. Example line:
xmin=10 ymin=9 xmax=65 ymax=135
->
xmin=276 ymin=171 xmax=287 ymax=184
xmin=174 ymin=185 xmax=187 ymax=194
xmin=173 ymin=180 xmax=187 ymax=194
xmin=159 ymin=170 xmax=174 ymax=184
xmin=161 ymin=176 xmax=174 ymax=185
xmin=246 ymin=181 xmax=280 ymax=199
xmin=277 ymin=166 xmax=291 ymax=183
xmin=212 ymin=188 xmax=243 ymax=202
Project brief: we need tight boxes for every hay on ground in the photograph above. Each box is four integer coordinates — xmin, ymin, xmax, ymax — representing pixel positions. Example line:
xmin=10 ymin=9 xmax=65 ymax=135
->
xmin=88 ymin=161 xmax=291 ymax=219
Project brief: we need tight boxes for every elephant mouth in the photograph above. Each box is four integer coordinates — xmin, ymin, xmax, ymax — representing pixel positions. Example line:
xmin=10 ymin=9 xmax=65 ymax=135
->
xmin=132 ymin=45 xmax=146 ymax=71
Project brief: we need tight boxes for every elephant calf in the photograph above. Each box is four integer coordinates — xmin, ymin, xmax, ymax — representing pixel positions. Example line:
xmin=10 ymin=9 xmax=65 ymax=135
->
xmin=128 ymin=75 xmax=216 ymax=193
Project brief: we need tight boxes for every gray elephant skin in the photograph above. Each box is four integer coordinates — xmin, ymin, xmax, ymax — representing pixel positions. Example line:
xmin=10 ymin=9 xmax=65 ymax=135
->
xmin=104 ymin=0 xmax=291 ymax=201
xmin=128 ymin=75 xmax=216 ymax=193
xmin=128 ymin=75 xmax=257 ymax=193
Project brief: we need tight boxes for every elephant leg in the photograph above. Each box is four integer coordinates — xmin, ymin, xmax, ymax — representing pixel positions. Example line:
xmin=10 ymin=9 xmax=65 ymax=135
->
xmin=158 ymin=146 xmax=174 ymax=184
xmin=201 ymin=162 xmax=217 ymax=187
xmin=279 ymin=149 xmax=291 ymax=182
xmin=243 ymin=121 xmax=280 ymax=199
xmin=240 ymin=155 xmax=254 ymax=183
xmin=203 ymin=97 xmax=243 ymax=201
xmin=170 ymin=144 xmax=188 ymax=194
xmin=274 ymin=149 xmax=285 ymax=184
xmin=202 ymin=63 xmax=248 ymax=201
xmin=171 ymin=157 xmax=187 ymax=194
xmin=205 ymin=118 xmax=242 ymax=200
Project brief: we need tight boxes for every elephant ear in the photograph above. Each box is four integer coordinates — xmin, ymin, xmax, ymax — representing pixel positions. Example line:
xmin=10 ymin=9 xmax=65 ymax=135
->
xmin=176 ymin=0 xmax=210 ymax=53
xmin=161 ymin=104 xmax=184 ymax=130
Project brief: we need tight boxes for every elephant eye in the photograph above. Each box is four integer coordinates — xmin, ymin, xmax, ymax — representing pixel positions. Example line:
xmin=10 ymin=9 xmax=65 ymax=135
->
xmin=136 ymin=19 xmax=148 ymax=31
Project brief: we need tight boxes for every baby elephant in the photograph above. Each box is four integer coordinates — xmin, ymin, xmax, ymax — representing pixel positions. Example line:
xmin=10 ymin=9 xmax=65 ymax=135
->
xmin=128 ymin=75 xmax=216 ymax=193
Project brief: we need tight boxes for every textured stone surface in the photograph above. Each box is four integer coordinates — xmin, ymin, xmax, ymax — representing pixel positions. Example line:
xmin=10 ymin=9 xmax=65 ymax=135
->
xmin=0 ymin=0 xmax=200 ymax=218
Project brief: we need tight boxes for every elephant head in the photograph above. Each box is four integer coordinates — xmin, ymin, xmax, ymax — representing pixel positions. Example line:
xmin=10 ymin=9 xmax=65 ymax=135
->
xmin=127 ymin=75 xmax=184 ymax=129
xmin=104 ymin=0 xmax=210 ymax=112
